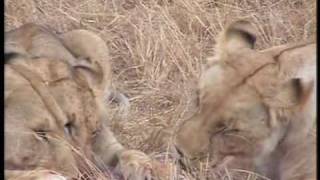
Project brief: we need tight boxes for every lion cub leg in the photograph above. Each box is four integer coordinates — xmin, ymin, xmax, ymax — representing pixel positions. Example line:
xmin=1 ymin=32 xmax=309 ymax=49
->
xmin=5 ymin=170 xmax=67 ymax=180
xmin=61 ymin=29 xmax=161 ymax=179
xmin=92 ymin=124 xmax=153 ymax=180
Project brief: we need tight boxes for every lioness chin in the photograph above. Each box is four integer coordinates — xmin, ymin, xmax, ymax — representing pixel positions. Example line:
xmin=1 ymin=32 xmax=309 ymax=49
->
xmin=174 ymin=20 xmax=316 ymax=180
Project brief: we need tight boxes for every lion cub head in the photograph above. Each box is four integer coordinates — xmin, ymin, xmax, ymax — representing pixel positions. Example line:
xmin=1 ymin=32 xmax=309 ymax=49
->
xmin=5 ymin=24 xmax=115 ymax=178
xmin=174 ymin=20 xmax=316 ymax=179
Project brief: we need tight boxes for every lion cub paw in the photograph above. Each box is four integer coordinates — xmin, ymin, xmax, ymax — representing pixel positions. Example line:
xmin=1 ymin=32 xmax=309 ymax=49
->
xmin=117 ymin=150 xmax=154 ymax=180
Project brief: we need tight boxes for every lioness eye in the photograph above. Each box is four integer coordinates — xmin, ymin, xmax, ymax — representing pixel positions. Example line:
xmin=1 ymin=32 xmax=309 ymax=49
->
xmin=35 ymin=130 xmax=49 ymax=142
xmin=216 ymin=121 xmax=226 ymax=129
xmin=213 ymin=121 xmax=227 ymax=134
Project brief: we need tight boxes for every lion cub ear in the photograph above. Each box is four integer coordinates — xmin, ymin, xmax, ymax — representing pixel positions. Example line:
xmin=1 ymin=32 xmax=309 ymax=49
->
xmin=215 ymin=20 xmax=257 ymax=60
xmin=60 ymin=29 xmax=111 ymax=92
xmin=71 ymin=59 xmax=106 ymax=92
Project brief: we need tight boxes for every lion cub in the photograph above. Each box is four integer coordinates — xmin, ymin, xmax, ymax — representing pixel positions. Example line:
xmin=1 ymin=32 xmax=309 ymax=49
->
xmin=5 ymin=24 xmax=160 ymax=179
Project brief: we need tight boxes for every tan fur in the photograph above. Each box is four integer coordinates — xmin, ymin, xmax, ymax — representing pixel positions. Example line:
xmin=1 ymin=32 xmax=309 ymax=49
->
xmin=4 ymin=24 xmax=154 ymax=179
xmin=175 ymin=20 xmax=316 ymax=180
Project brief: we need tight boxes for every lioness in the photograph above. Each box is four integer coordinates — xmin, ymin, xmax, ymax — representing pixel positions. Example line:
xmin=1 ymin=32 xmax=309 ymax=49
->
xmin=5 ymin=24 xmax=155 ymax=179
xmin=174 ymin=20 xmax=316 ymax=180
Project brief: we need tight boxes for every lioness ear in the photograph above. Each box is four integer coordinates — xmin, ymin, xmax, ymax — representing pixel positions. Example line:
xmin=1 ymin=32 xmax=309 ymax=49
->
xmin=215 ymin=20 xmax=257 ymax=60
xmin=272 ymin=79 xmax=315 ymax=110
xmin=272 ymin=42 xmax=316 ymax=113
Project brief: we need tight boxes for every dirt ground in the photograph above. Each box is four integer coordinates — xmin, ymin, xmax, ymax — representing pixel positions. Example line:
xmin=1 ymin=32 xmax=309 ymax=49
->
xmin=5 ymin=0 xmax=316 ymax=179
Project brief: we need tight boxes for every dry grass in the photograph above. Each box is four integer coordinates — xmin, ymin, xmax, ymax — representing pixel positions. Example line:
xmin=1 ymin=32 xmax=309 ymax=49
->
xmin=5 ymin=0 xmax=316 ymax=179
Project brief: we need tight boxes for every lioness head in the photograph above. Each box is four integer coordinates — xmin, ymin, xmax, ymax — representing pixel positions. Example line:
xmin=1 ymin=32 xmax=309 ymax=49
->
xmin=174 ymin=20 xmax=316 ymax=178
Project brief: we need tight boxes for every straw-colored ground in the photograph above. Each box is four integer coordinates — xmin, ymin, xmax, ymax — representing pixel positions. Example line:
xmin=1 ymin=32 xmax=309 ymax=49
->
xmin=5 ymin=0 xmax=316 ymax=179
